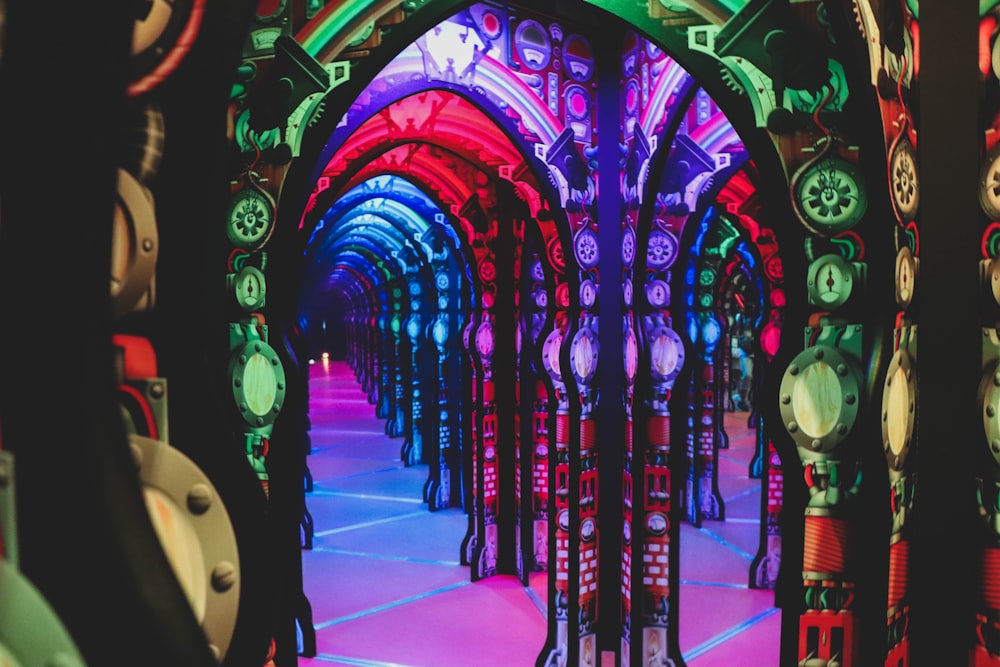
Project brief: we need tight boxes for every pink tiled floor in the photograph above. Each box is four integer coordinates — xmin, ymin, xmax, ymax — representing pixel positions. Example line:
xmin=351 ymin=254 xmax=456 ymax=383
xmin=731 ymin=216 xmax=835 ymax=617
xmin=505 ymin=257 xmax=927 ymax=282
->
xmin=297 ymin=361 xmax=778 ymax=666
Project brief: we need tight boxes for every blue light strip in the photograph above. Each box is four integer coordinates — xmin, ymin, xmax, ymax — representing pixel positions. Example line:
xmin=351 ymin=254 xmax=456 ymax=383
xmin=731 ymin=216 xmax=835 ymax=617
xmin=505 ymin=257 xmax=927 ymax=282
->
xmin=524 ymin=586 xmax=548 ymax=618
xmin=310 ymin=546 xmax=461 ymax=567
xmin=314 ymin=510 xmax=429 ymax=536
xmin=683 ymin=608 xmax=781 ymax=660
xmin=310 ymin=653 xmax=418 ymax=667
xmin=308 ymin=489 xmax=424 ymax=503
xmin=694 ymin=526 xmax=755 ymax=561
xmin=314 ymin=580 xmax=473 ymax=630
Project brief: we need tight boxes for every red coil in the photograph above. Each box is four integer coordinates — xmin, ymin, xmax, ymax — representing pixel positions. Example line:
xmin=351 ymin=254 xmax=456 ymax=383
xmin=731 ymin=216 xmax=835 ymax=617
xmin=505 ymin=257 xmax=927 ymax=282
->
xmin=625 ymin=421 xmax=633 ymax=452
xmin=982 ymin=548 xmax=1000 ymax=610
xmin=802 ymin=515 xmax=850 ymax=575
xmin=483 ymin=380 xmax=495 ymax=403
xmin=647 ymin=416 xmax=670 ymax=447
xmin=581 ymin=419 xmax=596 ymax=450
xmin=887 ymin=539 xmax=909 ymax=610
xmin=556 ymin=414 xmax=570 ymax=445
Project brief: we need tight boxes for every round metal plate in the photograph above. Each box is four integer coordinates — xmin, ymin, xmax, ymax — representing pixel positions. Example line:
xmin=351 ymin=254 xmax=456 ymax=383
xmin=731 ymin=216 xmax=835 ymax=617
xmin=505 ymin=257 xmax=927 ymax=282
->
xmin=570 ymin=325 xmax=599 ymax=384
xmin=111 ymin=168 xmax=158 ymax=319
xmin=881 ymin=349 xmax=916 ymax=471
xmin=0 ymin=559 xmax=85 ymax=667
xmin=648 ymin=324 xmax=684 ymax=384
xmin=778 ymin=344 xmax=861 ymax=455
xmin=131 ymin=434 xmax=240 ymax=661
xmin=982 ymin=362 xmax=1000 ymax=467
xmin=792 ymin=156 xmax=868 ymax=235
xmin=889 ymin=134 xmax=919 ymax=223
xmin=894 ymin=246 xmax=917 ymax=309
xmin=229 ymin=339 xmax=287 ymax=429
xmin=806 ymin=254 xmax=854 ymax=310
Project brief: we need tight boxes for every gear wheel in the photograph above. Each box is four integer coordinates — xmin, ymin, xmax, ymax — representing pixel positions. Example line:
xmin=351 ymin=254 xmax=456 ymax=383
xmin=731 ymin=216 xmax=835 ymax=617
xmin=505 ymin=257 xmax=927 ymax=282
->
xmin=719 ymin=62 xmax=745 ymax=95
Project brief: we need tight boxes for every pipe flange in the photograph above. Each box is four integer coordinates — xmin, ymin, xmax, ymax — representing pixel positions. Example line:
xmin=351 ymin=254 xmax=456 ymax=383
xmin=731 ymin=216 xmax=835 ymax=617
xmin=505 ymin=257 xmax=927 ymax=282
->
xmin=130 ymin=434 xmax=240 ymax=661
xmin=778 ymin=344 xmax=861 ymax=456
xmin=881 ymin=349 xmax=916 ymax=471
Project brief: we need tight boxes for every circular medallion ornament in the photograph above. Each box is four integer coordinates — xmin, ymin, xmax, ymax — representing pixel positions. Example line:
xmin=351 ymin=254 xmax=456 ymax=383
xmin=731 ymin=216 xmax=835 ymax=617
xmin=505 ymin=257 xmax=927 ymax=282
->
xmin=542 ymin=329 xmax=564 ymax=381
xmin=648 ymin=325 xmax=684 ymax=383
xmin=432 ymin=318 xmax=449 ymax=347
xmin=981 ymin=361 xmax=1000 ymax=467
xmin=547 ymin=236 xmax=566 ymax=273
xmin=570 ymin=325 xmax=599 ymax=383
xmin=435 ymin=272 xmax=450 ymax=291
xmin=881 ymin=349 xmax=916 ymax=471
xmin=889 ymin=134 xmax=919 ymax=223
xmin=535 ymin=288 xmax=548 ymax=308
xmin=479 ymin=260 xmax=497 ymax=283
xmin=229 ymin=339 xmax=286 ymax=429
xmin=778 ymin=345 xmax=861 ymax=456
xmin=624 ymin=328 xmax=638 ymax=384
xmin=621 ymin=225 xmax=636 ymax=266
xmin=475 ymin=320 xmax=494 ymax=359
xmin=409 ymin=281 xmax=422 ymax=297
xmin=806 ymin=254 xmax=854 ymax=309
xmin=646 ymin=280 xmax=670 ymax=308
xmin=233 ymin=266 xmax=266 ymax=311
xmin=531 ymin=259 xmax=546 ymax=283
xmin=792 ymin=155 xmax=868 ymax=235
xmin=130 ymin=434 xmax=240 ymax=660
xmin=111 ymin=168 xmax=158 ymax=320
xmin=623 ymin=280 xmax=633 ymax=307
xmin=226 ymin=181 xmax=276 ymax=251
xmin=894 ymin=246 xmax=917 ymax=309
xmin=575 ymin=227 xmax=599 ymax=268
xmin=646 ymin=512 xmax=668 ymax=536
xmin=580 ymin=279 xmax=597 ymax=309
xmin=647 ymin=229 xmax=679 ymax=270
xmin=980 ymin=142 xmax=1000 ymax=220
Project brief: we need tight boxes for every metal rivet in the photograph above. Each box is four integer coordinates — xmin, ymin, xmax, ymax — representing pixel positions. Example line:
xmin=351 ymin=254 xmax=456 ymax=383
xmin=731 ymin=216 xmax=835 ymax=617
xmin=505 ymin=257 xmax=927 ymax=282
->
xmin=845 ymin=393 xmax=856 ymax=405
xmin=994 ymin=372 xmax=1000 ymax=387
xmin=789 ymin=365 xmax=800 ymax=376
xmin=212 ymin=561 xmax=237 ymax=592
xmin=142 ymin=238 xmax=154 ymax=253
xmin=837 ymin=363 xmax=848 ymax=376
xmin=787 ymin=421 xmax=798 ymax=433
xmin=256 ymin=417 xmax=265 ymax=426
xmin=239 ymin=402 xmax=248 ymax=412
xmin=814 ymin=349 xmax=825 ymax=360
xmin=277 ymin=382 xmax=285 ymax=391
xmin=271 ymin=357 xmax=279 ymax=366
xmin=273 ymin=404 xmax=281 ymax=413
xmin=811 ymin=439 xmax=823 ymax=450
xmin=187 ymin=484 xmax=212 ymax=515
xmin=883 ymin=412 xmax=888 ymax=422
xmin=254 ymin=343 xmax=263 ymax=352
xmin=150 ymin=383 xmax=165 ymax=399
xmin=234 ymin=378 xmax=242 ymax=387
xmin=837 ymin=423 xmax=848 ymax=435
xmin=239 ymin=354 xmax=247 ymax=364
xmin=781 ymin=394 xmax=791 ymax=405
xmin=988 ymin=406 xmax=996 ymax=418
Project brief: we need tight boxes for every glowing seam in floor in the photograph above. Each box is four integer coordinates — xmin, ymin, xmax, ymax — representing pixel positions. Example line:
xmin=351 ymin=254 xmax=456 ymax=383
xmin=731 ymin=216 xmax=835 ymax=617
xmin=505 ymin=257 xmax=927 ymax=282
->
xmin=524 ymin=584 xmax=548 ymax=617
xmin=310 ymin=653 xmax=417 ymax=666
xmin=314 ymin=511 xmax=430 ymax=536
xmin=311 ymin=546 xmax=461 ymax=566
xmin=683 ymin=607 xmax=780 ymax=660
xmin=678 ymin=579 xmax=748 ymax=589
xmin=309 ymin=489 xmax=425 ymax=503
xmin=313 ymin=580 xmax=472 ymax=630
xmin=695 ymin=526 xmax=755 ymax=561
xmin=310 ymin=428 xmax=388 ymax=435
xmin=723 ymin=486 xmax=759 ymax=503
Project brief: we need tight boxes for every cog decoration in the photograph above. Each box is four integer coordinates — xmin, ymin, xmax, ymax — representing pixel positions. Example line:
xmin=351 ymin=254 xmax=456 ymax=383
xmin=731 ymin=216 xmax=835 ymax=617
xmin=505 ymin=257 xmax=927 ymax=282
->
xmin=979 ymin=141 xmax=1000 ymax=220
xmin=791 ymin=149 xmax=868 ymax=236
xmin=889 ymin=134 xmax=919 ymax=223
xmin=226 ymin=174 xmax=276 ymax=251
